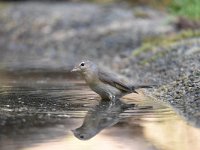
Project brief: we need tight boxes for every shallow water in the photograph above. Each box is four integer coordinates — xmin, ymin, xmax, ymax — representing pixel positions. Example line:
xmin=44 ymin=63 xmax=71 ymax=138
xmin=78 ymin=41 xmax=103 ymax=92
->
xmin=0 ymin=71 xmax=199 ymax=150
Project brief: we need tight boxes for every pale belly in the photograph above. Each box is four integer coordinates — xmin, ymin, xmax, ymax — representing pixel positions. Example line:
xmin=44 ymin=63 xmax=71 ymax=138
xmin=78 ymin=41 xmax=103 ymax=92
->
xmin=89 ymin=82 xmax=122 ymax=100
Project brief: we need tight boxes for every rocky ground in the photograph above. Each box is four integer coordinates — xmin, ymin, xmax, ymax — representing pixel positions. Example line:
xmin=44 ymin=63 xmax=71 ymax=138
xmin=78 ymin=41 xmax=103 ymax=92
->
xmin=119 ymin=38 xmax=200 ymax=127
xmin=0 ymin=2 xmax=199 ymax=127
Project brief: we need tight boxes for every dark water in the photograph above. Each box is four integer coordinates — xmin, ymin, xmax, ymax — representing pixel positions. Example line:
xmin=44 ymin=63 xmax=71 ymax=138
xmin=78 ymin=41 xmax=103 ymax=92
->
xmin=0 ymin=71 xmax=199 ymax=150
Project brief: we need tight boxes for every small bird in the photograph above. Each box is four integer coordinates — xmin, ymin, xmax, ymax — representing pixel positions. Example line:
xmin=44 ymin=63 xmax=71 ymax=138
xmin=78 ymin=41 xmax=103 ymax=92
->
xmin=71 ymin=60 xmax=152 ymax=101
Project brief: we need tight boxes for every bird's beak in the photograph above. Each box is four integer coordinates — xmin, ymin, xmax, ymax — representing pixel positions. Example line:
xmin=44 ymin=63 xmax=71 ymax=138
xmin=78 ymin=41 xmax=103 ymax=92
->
xmin=71 ymin=66 xmax=81 ymax=72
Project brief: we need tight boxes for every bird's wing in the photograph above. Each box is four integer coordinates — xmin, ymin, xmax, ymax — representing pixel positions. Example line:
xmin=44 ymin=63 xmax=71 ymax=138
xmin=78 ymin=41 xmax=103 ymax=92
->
xmin=98 ymin=70 xmax=134 ymax=93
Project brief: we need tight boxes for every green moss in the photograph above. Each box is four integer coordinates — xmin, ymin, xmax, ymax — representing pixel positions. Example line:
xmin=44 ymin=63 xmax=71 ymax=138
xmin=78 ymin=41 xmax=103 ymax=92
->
xmin=132 ymin=30 xmax=200 ymax=57
xmin=169 ymin=0 xmax=200 ymax=20
xmin=134 ymin=9 xmax=150 ymax=18
xmin=139 ymin=48 xmax=170 ymax=65
xmin=0 ymin=3 xmax=9 ymax=11
xmin=132 ymin=43 xmax=153 ymax=56
xmin=129 ymin=0 xmax=200 ymax=20
xmin=132 ymin=30 xmax=200 ymax=65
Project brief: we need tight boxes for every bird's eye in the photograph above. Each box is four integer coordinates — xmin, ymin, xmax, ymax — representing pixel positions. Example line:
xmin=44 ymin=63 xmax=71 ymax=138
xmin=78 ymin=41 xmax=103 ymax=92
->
xmin=80 ymin=135 xmax=84 ymax=139
xmin=80 ymin=63 xmax=85 ymax=66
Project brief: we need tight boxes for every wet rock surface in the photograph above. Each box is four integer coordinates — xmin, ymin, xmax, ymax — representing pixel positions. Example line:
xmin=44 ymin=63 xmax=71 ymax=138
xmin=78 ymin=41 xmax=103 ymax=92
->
xmin=116 ymin=38 xmax=200 ymax=127
xmin=156 ymin=70 xmax=200 ymax=127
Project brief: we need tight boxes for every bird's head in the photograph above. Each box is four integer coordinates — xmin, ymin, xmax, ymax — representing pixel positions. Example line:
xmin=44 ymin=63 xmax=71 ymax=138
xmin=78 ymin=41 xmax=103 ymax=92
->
xmin=71 ymin=60 xmax=97 ymax=74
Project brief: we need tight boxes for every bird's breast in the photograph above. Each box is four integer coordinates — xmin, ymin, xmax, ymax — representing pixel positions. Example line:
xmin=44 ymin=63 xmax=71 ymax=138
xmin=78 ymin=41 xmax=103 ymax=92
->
xmin=82 ymin=72 xmax=98 ymax=84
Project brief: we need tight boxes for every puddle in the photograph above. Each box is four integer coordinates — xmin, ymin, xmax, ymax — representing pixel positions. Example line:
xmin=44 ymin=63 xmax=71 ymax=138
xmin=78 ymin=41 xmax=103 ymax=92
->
xmin=0 ymin=71 xmax=199 ymax=150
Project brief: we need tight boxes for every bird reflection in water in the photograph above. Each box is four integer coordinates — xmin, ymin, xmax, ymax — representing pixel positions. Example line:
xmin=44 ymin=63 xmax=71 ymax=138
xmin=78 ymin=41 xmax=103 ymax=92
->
xmin=72 ymin=99 xmax=139 ymax=140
